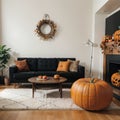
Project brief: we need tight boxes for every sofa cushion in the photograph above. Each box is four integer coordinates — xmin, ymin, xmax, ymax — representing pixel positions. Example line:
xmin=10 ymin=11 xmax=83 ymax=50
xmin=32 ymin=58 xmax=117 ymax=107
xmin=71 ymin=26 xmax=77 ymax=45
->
xmin=57 ymin=61 xmax=70 ymax=72
xmin=18 ymin=58 xmax=37 ymax=71
xmin=68 ymin=59 xmax=80 ymax=72
xmin=37 ymin=58 xmax=58 ymax=71
xmin=27 ymin=58 xmax=38 ymax=71
xmin=15 ymin=59 xmax=30 ymax=71
xmin=58 ymin=71 xmax=82 ymax=83
xmin=14 ymin=71 xmax=35 ymax=80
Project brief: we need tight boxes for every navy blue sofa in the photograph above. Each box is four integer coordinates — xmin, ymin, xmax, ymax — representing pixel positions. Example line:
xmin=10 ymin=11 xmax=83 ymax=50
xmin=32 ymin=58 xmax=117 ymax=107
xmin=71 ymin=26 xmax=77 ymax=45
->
xmin=9 ymin=58 xmax=85 ymax=86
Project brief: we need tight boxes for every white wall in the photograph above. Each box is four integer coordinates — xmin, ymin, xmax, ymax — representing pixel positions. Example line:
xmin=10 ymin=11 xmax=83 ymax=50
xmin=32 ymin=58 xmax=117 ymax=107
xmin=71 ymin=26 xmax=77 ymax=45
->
xmin=90 ymin=0 xmax=108 ymax=78
xmin=1 ymin=0 xmax=93 ymax=76
xmin=93 ymin=14 xmax=107 ymax=78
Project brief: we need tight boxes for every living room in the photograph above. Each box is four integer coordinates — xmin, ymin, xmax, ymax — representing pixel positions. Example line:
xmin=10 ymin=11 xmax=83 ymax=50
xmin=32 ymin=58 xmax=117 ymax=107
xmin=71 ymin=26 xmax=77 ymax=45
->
xmin=0 ymin=0 xmax=120 ymax=120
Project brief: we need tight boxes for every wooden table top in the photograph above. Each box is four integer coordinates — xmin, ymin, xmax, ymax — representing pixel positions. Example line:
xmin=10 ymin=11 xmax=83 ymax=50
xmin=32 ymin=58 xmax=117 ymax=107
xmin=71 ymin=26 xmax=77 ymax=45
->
xmin=28 ymin=76 xmax=67 ymax=84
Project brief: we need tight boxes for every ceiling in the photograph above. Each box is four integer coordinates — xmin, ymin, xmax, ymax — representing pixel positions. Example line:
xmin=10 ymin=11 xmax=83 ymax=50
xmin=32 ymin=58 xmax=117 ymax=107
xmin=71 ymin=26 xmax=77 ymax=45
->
xmin=97 ymin=0 xmax=120 ymax=14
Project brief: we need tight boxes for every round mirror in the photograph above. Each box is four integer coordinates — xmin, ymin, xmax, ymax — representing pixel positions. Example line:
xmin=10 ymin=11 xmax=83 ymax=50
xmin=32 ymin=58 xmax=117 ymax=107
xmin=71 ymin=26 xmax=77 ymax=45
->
xmin=35 ymin=19 xmax=57 ymax=40
xmin=40 ymin=23 xmax=51 ymax=35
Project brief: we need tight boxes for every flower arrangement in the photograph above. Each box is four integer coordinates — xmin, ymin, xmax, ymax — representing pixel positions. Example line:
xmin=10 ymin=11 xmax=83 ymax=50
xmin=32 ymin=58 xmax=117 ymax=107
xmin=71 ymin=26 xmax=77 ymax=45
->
xmin=100 ymin=30 xmax=120 ymax=54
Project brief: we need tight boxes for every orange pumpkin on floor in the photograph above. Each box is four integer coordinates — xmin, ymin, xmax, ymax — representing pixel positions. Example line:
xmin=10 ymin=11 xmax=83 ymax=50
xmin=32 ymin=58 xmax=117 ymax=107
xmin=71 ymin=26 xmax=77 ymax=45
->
xmin=71 ymin=78 xmax=113 ymax=111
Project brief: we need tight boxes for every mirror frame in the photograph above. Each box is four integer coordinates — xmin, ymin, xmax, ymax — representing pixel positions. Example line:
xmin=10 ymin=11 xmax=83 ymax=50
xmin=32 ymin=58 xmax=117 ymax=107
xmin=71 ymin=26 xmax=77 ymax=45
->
xmin=35 ymin=19 xmax=57 ymax=40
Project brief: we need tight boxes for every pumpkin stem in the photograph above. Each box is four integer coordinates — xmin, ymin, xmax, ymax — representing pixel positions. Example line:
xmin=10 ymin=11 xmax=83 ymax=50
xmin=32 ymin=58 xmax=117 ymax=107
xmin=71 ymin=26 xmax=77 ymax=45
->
xmin=90 ymin=78 xmax=94 ymax=83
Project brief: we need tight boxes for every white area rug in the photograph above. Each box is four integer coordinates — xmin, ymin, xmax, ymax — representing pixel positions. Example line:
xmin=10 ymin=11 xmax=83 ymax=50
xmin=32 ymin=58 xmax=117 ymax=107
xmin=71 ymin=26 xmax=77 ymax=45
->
xmin=0 ymin=88 xmax=119 ymax=110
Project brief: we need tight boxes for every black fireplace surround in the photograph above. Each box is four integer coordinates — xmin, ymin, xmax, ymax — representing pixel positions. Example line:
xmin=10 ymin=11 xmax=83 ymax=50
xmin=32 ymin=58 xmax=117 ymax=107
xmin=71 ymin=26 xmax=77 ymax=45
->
xmin=106 ymin=54 xmax=120 ymax=87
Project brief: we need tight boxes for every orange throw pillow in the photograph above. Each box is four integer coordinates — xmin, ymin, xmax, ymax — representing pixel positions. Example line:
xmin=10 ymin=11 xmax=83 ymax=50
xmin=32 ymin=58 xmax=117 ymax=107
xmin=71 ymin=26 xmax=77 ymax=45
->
xmin=57 ymin=61 xmax=70 ymax=72
xmin=15 ymin=59 xmax=29 ymax=71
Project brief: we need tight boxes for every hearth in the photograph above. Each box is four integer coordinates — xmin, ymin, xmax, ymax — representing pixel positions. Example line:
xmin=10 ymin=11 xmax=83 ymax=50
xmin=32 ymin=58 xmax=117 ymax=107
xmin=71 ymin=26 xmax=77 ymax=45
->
xmin=105 ymin=54 xmax=120 ymax=100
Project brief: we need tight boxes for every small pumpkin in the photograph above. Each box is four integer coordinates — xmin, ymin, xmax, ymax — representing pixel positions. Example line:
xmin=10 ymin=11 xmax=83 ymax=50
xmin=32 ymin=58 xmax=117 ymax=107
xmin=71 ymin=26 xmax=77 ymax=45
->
xmin=111 ymin=70 xmax=120 ymax=87
xmin=113 ymin=30 xmax=120 ymax=41
xmin=54 ymin=74 xmax=60 ymax=79
xmin=71 ymin=78 xmax=113 ymax=111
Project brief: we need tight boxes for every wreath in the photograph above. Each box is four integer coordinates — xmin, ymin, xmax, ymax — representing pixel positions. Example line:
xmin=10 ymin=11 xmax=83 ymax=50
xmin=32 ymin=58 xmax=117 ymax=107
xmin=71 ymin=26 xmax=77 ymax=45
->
xmin=35 ymin=19 xmax=57 ymax=40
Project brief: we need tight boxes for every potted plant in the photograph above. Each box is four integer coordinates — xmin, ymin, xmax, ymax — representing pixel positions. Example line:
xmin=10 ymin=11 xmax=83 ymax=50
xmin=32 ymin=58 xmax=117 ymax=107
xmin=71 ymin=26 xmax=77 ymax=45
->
xmin=0 ymin=44 xmax=11 ymax=84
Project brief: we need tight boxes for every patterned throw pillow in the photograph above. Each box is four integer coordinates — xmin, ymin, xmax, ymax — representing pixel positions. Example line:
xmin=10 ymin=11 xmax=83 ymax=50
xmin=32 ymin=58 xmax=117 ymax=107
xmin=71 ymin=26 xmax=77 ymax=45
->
xmin=57 ymin=61 xmax=70 ymax=72
xmin=68 ymin=59 xmax=80 ymax=72
xmin=15 ymin=59 xmax=30 ymax=71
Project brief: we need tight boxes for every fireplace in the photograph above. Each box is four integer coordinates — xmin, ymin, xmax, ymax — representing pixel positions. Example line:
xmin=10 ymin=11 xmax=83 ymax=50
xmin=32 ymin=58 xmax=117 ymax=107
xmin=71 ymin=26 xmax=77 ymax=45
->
xmin=105 ymin=54 xmax=120 ymax=100
xmin=102 ymin=10 xmax=120 ymax=101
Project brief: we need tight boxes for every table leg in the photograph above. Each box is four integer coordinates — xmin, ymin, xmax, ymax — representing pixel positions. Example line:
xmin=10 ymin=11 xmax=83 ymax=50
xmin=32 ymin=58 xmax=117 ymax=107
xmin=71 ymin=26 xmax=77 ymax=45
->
xmin=32 ymin=83 xmax=35 ymax=98
xmin=59 ymin=83 xmax=62 ymax=98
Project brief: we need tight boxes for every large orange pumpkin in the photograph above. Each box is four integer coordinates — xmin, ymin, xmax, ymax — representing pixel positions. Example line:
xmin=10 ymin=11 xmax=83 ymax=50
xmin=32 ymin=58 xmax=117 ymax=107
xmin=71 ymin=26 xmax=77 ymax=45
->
xmin=71 ymin=78 xmax=113 ymax=111
xmin=113 ymin=30 xmax=120 ymax=41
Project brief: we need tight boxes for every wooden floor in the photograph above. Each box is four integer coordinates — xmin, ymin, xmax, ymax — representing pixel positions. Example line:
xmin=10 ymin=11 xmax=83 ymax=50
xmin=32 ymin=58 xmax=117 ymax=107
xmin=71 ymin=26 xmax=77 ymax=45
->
xmin=0 ymin=85 xmax=120 ymax=120
xmin=0 ymin=110 xmax=120 ymax=120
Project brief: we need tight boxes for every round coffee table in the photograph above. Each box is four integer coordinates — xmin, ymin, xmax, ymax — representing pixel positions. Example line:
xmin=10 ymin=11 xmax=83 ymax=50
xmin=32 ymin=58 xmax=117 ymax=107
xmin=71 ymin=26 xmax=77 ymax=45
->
xmin=28 ymin=76 xmax=67 ymax=98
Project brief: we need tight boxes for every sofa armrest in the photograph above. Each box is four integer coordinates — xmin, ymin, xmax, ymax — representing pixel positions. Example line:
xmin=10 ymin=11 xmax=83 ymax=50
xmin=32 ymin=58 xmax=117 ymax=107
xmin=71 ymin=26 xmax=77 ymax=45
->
xmin=9 ymin=65 xmax=18 ymax=73
xmin=9 ymin=65 xmax=18 ymax=82
xmin=78 ymin=65 xmax=85 ymax=78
